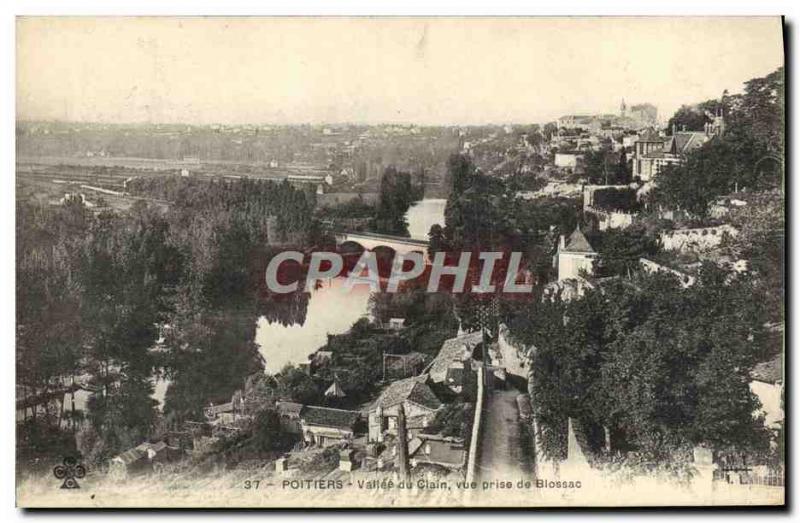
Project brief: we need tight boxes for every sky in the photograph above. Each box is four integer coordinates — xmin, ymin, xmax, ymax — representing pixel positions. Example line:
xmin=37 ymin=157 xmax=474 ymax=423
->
xmin=16 ymin=17 xmax=784 ymax=126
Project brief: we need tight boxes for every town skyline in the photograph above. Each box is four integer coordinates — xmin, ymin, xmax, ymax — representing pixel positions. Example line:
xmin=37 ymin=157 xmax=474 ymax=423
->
xmin=17 ymin=17 xmax=782 ymax=126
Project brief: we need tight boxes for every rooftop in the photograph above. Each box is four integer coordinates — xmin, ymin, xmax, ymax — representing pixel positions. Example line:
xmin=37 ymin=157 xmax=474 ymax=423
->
xmin=429 ymin=331 xmax=482 ymax=383
xmin=276 ymin=400 xmax=304 ymax=417
xmin=408 ymin=435 xmax=467 ymax=469
xmin=205 ymin=402 xmax=234 ymax=416
xmin=564 ymin=228 xmax=595 ymax=254
xmin=372 ymin=375 xmax=441 ymax=412
xmin=300 ymin=406 xmax=360 ymax=430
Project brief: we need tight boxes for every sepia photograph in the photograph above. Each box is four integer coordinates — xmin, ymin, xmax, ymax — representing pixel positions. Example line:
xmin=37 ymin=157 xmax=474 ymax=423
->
xmin=13 ymin=15 xmax=785 ymax=509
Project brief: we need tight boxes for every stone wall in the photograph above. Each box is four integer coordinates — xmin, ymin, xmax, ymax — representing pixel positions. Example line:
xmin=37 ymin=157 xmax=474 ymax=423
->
xmin=660 ymin=225 xmax=737 ymax=253
xmin=465 ymin=366 xmax=485 ymax=484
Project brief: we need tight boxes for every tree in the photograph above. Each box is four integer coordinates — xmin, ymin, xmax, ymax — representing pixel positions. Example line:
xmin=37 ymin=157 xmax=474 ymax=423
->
xmin=616 ymin=149 xmax=631 ymax=184
xmin=509 ymin=268 xmax=772 ymax=467
xmin=654 ymin=67 xmax=784 ymax=216
xmin=444 ymin=153 xmax=476 ymax=197
xmin=371 ymin=166 xmax=420 ymax=235
xmin=251 ymin=409 xmax=292 ymax=453
xmin=592 ymin=226 xmax=659 ymax=277
xmin=274 ymin=365 xmax=320 ymax=405
xmin=665 ymin=104 xmax=713 ymax=133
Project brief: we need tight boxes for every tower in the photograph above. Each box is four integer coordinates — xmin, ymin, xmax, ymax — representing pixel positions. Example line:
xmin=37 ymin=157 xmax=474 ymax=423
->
xmin=620 ymin=98 xmax=627 ymax=117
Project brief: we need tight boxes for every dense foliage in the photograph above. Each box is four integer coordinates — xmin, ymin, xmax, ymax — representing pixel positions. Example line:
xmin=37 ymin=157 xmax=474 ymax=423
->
xmin=17 ymin=177 xmax=320 ymax=463
xmin=653 ymin=67 xmax=784 ymax=216
xmin=508 ymin=269 xmax=773 ymax=467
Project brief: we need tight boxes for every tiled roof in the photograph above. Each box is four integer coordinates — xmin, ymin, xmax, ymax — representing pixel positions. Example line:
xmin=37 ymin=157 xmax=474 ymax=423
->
xmin=300 ymin=406 xmax=360 ymax=430
xmin=408 ymin=435 xmax=466 ymax=468
xmin=276 ymin=401 xmax=304 ymax=417
xmin=671 ymin=132 xmax=707 ymax=154
xmin=429 ymin=332 xmax=482 ymax=383
xmin=114 ymin=447 xmax=147 ymax=466
xmin=564 ymin=228 xmax=595 ymax=254
xmin=372 ymin=375 xmax=441 ymax=412
xmin=406 ymin=382 xmax=442 ymax=411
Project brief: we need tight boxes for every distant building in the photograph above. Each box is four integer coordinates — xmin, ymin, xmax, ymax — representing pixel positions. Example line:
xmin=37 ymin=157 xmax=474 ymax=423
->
xmin=632 ymin=118 xmax=723 ymax=181
xmin=387 ymin=318 xmax=406 ymax=330
xmin=555 ymin=152 xmax=581 ymax=169
xmin=628 ymin=103 xmax=658 ymax=126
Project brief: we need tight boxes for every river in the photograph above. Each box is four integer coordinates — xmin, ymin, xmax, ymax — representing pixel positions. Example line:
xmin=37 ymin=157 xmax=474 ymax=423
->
xmin=405 ymin=198 xmax=447 ymax=240
xmin=255 ymin=198 xmax=447 ymax=374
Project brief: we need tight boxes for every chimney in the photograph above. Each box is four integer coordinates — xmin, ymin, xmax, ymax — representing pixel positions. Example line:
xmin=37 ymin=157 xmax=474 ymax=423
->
xmin=672 ymin=122 xmax=676 ymax=136
xmin=559 ymin=235 xmax=566 ymax=250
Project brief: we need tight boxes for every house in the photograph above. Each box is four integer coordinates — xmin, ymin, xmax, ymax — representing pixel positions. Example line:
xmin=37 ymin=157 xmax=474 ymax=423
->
xmin=632 ymin=121 xmax=722 ymax=181
xmin=556 ymin=227 xmax=598 ymax=281
xmin=631 ymin=131 xmax=670 ymax=181
xmin=428 ymin=331 xmax=483 ymax=386
xmin=109 ymin=441 xmax=181 ymax=477
xmin=367 ymin=375 xmax=442 ymax=442
xmin=299 ymin=406 xmax=360 ymax=447
xmin=557 ymin=115 xmax=598 ymax=131
xmin=203 ymin=400 xmax=247 ymax=425
xmin=276 ymin=401 xmax=304 ymax=434
xmin=407 ymin=434 xmax=467 ymax=471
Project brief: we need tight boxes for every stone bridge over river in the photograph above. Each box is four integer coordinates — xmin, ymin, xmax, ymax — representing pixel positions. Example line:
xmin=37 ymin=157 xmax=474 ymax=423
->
xmin=334 ymin=231 xmax=430 ymax=258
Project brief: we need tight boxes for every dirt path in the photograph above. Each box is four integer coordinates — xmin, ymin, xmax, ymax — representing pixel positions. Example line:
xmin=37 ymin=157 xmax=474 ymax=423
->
xmin=476 ymin=388 xmax=534 ymax=481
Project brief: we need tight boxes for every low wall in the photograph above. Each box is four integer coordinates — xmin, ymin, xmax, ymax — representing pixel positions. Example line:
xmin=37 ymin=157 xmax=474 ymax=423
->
xmin=465 ymin=366 xmax=485 ymax=483
xmin=660 ymin=224 xmax=737 ymax=252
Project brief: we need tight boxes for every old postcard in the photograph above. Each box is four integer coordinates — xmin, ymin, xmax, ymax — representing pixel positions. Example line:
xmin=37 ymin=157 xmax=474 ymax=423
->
xmin=15 ymin=16 xmax=785 ymax=508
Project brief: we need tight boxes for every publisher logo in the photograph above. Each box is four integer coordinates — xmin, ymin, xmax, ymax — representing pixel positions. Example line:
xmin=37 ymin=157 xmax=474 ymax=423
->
xmin=53 ymin=457 xmax=86 ymax=489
